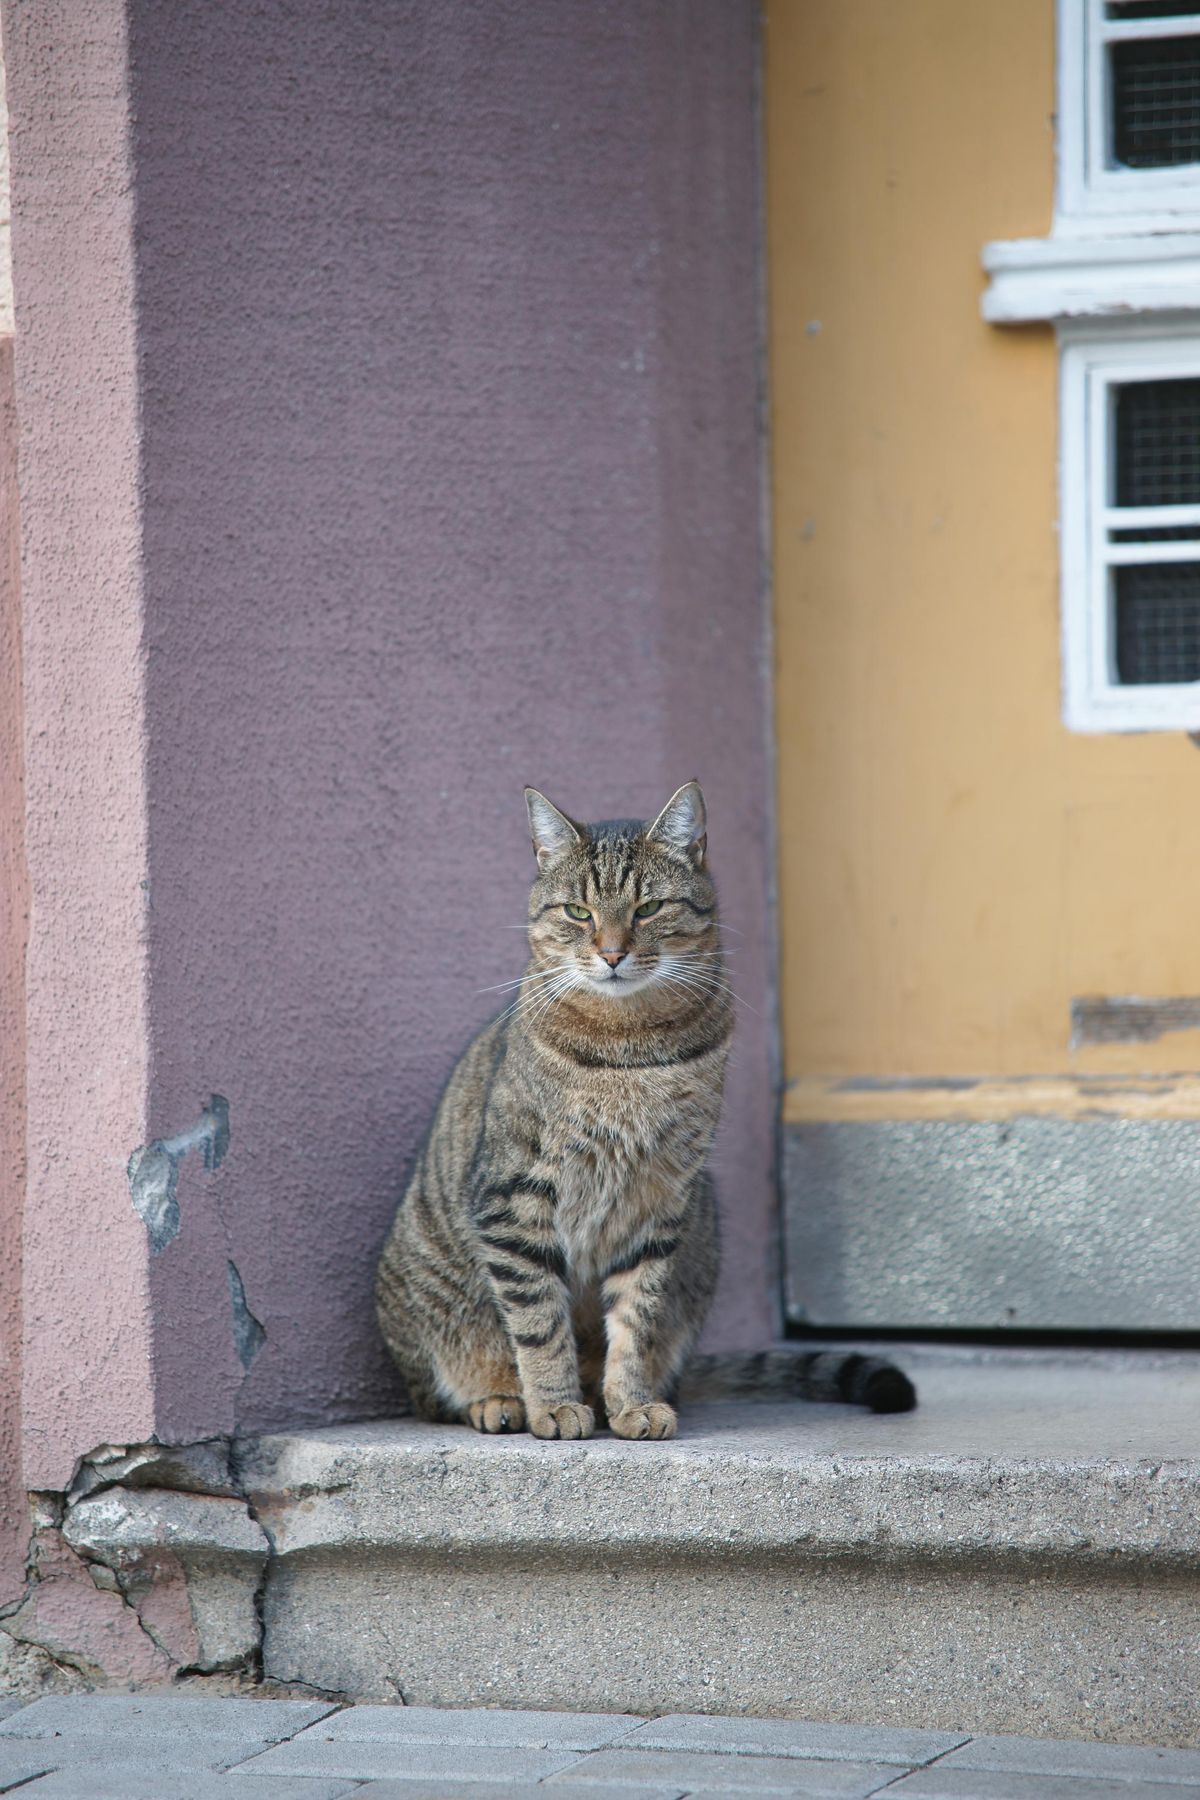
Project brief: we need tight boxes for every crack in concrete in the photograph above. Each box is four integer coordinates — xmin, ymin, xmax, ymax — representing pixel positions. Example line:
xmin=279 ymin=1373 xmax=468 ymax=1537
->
xmin=80 ymin=1549 xmax=182 ymax=1668
xmin=5 ymin=1430 xmax=277 ymax=1697
xmin=228 ymin=1434 xmax=270 ymax=1688
xmin=0 ymin=1609 xmax=97 ymax=1691
xmin=0 ymin=1526 xmax=174 ymax=1688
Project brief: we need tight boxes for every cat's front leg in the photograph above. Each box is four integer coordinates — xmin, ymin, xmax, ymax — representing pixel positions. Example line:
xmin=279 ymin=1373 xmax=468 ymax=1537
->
xmin=475 ymin=1174 xmax=594 ymax=1440
xmin=599 ymin=1211 xmax=695 ymax=1442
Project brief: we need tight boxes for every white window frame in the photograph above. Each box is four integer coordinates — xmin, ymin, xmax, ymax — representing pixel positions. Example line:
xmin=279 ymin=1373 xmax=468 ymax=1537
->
xmin=984 ymin=4 xmax=1200 ymax=322
xmin=1059 ymin=0 xmax=1200 ymax=235
xmin=987 ymin=6 xmax=1200 ymax=731
xmin=1061 ymin=322 xmax=1200 ymax=731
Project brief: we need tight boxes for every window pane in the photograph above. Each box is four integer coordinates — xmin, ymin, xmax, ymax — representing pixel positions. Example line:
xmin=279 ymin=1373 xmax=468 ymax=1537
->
xmin=1114 ymin=378 xmax=1200 ymax=506
xmin=1106 ymin=3 xmax=1200 ymax=21
xmin=1115 ymin=563 xmax=1200 ymax=682
xmin=1110 ymin=36 xmax=1200 ymax=167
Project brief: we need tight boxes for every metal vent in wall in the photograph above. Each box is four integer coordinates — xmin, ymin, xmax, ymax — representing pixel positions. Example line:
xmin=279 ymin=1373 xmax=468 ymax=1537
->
xmin=1109 ymin=33 xmax=1200 ymax=168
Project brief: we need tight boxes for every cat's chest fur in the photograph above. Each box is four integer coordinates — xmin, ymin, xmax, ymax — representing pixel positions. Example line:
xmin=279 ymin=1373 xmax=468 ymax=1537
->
xmin=538 ymin=1058 xmax=720 ymax=1280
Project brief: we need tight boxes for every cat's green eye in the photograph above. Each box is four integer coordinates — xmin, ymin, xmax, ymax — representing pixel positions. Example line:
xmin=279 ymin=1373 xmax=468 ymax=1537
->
xmin=634 ymin=899 xmax=663 ymax=919
xmin=564 ymin=903 xmax=592 ymax=922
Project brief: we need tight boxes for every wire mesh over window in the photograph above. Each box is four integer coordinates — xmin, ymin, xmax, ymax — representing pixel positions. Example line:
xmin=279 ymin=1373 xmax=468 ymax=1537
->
xmin=1114 ymin=378 xmax=1200 ymax=506
xmin=1109 ymin=36 xmax=1200 ymax=168
xmin=1115 ymin=564 xmax=1200 ymax=682
xmin=1107 ymin=3 xmax=1200 ymax=21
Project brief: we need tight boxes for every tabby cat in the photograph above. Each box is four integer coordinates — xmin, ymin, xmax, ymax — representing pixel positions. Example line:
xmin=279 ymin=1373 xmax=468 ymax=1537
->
xmin=375 ymin=783 xmax=915 ymax=1440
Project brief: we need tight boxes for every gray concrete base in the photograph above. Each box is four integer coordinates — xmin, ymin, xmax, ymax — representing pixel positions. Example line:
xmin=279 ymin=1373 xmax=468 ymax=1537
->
xmin=783 ymin=1117 xmax=1200 ymax=1329
xmin=260 ymin=1543 xmax=1199 ymax=1743
xmin=240 ymin=1348 xmax=1200 ymax=1745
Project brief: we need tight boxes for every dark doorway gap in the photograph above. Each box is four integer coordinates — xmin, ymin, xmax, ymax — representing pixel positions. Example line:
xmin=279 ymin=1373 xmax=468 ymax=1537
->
xmin=785 ymin=1322 xmax=1200 ymax=1351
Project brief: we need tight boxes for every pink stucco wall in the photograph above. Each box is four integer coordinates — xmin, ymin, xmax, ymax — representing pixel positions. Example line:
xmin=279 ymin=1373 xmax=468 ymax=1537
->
xmin=4 ymin=0 xmax=156 ymax=1489
xmin=0 ymin=340 xmax=28 ymax=1599
xmin=6 ymin=0 xmax=773 ymax=1472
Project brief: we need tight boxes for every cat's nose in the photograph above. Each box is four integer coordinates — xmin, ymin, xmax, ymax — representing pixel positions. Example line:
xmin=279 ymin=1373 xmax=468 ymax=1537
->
xmin=598 ymin=949 xmax=627 ymax=968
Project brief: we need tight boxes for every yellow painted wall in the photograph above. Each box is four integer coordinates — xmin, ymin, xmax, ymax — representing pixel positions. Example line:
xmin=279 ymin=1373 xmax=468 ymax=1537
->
xmin=767 ymin=0 xmax=1200 ymax=1117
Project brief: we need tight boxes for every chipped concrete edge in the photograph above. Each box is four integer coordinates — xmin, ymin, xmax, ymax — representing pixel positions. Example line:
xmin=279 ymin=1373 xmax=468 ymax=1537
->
xmin=0 ymin=1436 xmax=277 ymax=1701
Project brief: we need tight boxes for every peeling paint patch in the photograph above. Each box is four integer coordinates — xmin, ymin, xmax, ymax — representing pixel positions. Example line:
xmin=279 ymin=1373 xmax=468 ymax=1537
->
xmin=127 ymin=1095 xmax=230 ymax=1252
xmin=1071 ymin=996 xmax=1200 ymax=1049
xmin=227 ymin=1261 xmax=265 ymax=1370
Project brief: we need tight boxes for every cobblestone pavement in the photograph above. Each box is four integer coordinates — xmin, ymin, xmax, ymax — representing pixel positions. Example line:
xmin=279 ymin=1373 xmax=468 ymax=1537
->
xmin=1 ymin=1696 xmax=1199 ymax=1799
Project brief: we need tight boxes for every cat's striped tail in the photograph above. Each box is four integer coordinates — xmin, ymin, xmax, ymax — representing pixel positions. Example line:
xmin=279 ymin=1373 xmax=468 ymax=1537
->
xmin=682 ymin=1347 xmax=917 ymax=1413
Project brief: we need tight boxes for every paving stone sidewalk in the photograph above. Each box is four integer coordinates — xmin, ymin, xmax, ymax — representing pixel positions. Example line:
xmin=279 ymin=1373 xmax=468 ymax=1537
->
xmin=1 ymin=1696 xmax=1199 ymax=1800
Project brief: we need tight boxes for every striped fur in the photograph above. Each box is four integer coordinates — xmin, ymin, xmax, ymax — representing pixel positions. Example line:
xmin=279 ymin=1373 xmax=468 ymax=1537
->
xmin=376 ymin=783 xmax=727 ymax=1441
xmin=683 ymin=1350 xmax=916 ymax=1414
xmin=376 ymin=782 xmax=917 ymax=1439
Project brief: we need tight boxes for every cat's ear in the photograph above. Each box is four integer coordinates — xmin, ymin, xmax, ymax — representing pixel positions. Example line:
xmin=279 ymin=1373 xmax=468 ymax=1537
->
xmin=646 ymin=781 xmax=707 ymax=866
xmin=525 ymin=787 xmax=582 ymax=870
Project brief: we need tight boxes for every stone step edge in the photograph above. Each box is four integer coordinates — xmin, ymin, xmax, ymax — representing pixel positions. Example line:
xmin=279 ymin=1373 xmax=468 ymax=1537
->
xmin=236 ymin=1427 xmax=1199 ymax=1569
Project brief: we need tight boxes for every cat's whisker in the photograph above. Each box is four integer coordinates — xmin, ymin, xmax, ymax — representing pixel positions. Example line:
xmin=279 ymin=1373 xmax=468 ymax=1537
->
xmin=511 ymin=964 xmax=579 ymax=1011
xmin=666 ymin=963 xmax=735 ymax=994
xmin=652 ymin=964 xmax=720 ymax=1000
xmin=494 ymin=967 xmax=579 ymax=1025
xmin=675 ymin=970 xmax=759 ymax=1017
xmin=488 ymin=979 xmax=570 ymax=1019
xmin=479 ymin=963 xmax=568 ymax=995
xmin=665 ymin=950 xmax=744 ymax=988
xmin=653 ymin=959 xmax=754 ymax=1013
xmin=501 ymin=983 xmax=569 ymax=1024
xmin=521 ymin=969 xmax=581 ymax=1030
xmin=657 ymin=955 xmax=724 ymax=982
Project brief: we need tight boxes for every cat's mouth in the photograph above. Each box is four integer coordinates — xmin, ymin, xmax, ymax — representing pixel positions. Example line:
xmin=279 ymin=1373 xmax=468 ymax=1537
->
xmin=585 ymin=963 xmax=654 ymax=996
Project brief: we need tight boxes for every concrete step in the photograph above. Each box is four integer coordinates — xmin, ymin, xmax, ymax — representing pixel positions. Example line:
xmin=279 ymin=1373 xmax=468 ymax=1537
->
xmin=235 ymin=1347 xmax=1200 ymax=1747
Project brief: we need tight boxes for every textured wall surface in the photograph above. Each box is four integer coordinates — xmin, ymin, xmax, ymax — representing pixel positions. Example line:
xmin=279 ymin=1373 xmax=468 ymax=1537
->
xmin=766 ymin=0 xmax=1066 ymax=1094
xmin=128 ymin=0 xmax=771 ymax=1438
xmin=769 ymin=0 xmax=1200 ymax=1097
xmin=4 ymin=0 xmax=155 ymax=1488
xmin=784 ymin=1118 xmax=1200 ymax=1329
xmin=0 ymin=340 xmax=27 ymax=1599
xmin=0 ymin=31 xmax=11 ymax=335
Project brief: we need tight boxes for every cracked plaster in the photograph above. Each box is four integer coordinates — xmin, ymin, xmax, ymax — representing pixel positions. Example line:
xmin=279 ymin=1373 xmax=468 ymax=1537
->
xmin=1 ymin=1436 xmax=269 ymax=1698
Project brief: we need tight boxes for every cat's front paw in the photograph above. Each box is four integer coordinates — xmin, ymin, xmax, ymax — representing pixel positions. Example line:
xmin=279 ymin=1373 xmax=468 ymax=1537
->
xmin=609 ymin=1401 xmax=677 ymax=1441
xmin=528 ymin=1401 xmax=595 ymax=1440
xmin=466 ymin=1395 xmax=527 ymax=1433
